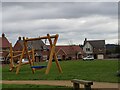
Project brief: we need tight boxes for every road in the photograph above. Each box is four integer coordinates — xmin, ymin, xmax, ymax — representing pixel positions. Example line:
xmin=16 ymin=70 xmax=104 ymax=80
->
xmin=1 ymin=80 xmax=120 ymax=89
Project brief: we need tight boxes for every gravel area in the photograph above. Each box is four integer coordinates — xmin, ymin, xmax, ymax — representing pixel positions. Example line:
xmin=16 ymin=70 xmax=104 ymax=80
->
xmin=1 ymin=80 xmax=120 ymax=89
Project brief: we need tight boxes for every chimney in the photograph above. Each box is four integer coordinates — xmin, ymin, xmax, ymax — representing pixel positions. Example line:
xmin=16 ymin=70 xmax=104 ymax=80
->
xmin=84 ymin=38 xmax=87 ymax=45
xmin=85 ymin=38 xmax=87 ymax=42
xmin=18 ymin=37 xmax=21 ymax=40
xmin=2 ymin=33 xmax=5 ymax=37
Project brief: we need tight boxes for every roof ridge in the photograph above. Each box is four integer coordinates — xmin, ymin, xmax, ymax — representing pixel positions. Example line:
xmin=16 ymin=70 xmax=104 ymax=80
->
xmin=87 ymin=40 xmax=105 ymax=42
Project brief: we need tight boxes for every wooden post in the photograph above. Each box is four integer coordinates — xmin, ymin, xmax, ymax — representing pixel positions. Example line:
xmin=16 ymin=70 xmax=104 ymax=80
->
xmin=23 ymin=37 xmax=34 ymax=74
xmin=73 ymin=83 xmax=79 ymax=90
xmin=84 ymin=85 xmax=92 ymax=90
xmin=45 ymin=34 xmax=54 ymax=74
xmin=32 ymin=48 xmax=35 ymax=65
xmin=45 ymin=44 xmax=55 ymax=74
xmin=16 ymin=48 xmax=25 ymax=74
xmin=53 ymin=53 xmax=63 ymax=73
xmin=45 ymin=34 xmax=62 ymax=74
xmin=53 ymin=34 xmax=62 ymax=73
xmin=9 ymin=43 xmax=14 ymax=71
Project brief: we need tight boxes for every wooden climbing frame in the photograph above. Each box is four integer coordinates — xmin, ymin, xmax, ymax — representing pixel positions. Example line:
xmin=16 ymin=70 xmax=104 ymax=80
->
xmin=15 ymin=34 xmax=62 ymax=74
xmin=9 ymin=43 xmax=34 ymax=72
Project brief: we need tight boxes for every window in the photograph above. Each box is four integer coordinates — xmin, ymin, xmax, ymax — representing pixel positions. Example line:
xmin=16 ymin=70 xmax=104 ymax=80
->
xmin=57 ymin=55 xmax=61 ymax=59
xmin=86 ymin=48 xmax=90 ymax=51
xmin=0 ymin=56 xmax=5 ymax=61
xmin=43 ymin=55 xmax=47 ymax=60
xmin=0 ymin=48 xmax=2 ymax=51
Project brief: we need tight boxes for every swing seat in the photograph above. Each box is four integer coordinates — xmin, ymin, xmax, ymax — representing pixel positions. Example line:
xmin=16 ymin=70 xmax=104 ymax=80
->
xmin=31 ymin=66 xmax=47 ymax=69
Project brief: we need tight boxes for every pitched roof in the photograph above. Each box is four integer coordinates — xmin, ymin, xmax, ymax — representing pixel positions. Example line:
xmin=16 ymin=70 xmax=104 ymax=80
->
xmin=14 ymin=39 xmax=47 ymax=51
xmin=87 ymin=40 xmax=105 ymax=48
xmin=55 ymin=45 xmax=84 ymax=55
xmin=0 ymin=33 xmax=10 ymax=48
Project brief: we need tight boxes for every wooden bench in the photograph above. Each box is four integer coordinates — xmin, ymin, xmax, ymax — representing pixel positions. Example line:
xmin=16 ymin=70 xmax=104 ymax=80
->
xmin=71 ymin=79 xmax=93 ymax=90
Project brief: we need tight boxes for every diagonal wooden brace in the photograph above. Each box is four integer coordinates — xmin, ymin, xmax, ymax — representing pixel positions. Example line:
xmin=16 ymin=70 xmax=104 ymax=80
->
xmin=45 ymin=34 xmax=62 ymax=74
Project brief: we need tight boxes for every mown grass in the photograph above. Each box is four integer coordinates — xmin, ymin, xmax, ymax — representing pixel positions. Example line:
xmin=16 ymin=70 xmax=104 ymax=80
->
xmin=2 ymin=60 xmax=120 ymax=83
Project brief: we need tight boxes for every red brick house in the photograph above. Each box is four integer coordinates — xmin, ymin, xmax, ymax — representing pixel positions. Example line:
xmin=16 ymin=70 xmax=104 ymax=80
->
xmin=14 ymin=36 xmax=84 ymax=61
xmin=55 ymin=45 xmax=84 ymax=60
xmin=0 ymin=33 xmax=11 ymax=63
xmin=14 ymin=37 xmax=49 ymax=62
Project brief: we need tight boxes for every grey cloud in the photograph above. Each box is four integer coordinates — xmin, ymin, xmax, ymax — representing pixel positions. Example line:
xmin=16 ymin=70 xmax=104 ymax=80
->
xmin=0 ymin=2 xmax=2 ymax=33
xmin=2 ymin=2 xmax=118 ymax=23
xmin=2 ymin=2 xmax=118 ymax=45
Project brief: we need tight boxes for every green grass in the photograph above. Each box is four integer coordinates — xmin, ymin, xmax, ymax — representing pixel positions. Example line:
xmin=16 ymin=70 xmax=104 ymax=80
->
xmin=2 ymin=60 xmax=120 ymax=83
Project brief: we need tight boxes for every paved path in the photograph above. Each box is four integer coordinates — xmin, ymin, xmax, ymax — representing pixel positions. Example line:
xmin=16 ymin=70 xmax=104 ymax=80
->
xmin=1 ymin=80 xmax=120 ymax=89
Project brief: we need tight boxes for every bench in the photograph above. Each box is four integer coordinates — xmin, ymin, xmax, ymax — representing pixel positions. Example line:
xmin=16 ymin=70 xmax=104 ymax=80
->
xmin=71 ymin=79 xmax=93 ymax=90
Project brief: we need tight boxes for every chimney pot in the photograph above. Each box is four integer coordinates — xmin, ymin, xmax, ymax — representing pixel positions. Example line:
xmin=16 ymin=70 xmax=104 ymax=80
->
xmin=2 ymin=33 xmax=5 ymax=37
xmin=18 ymin=37 xmax=21 ymax=40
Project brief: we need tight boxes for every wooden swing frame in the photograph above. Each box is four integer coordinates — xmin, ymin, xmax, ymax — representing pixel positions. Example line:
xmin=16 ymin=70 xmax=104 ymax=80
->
xmin=12 ymin=34 xmax=62 ymax=74
xmin=9 ymin=43 xmax=34 ymax=72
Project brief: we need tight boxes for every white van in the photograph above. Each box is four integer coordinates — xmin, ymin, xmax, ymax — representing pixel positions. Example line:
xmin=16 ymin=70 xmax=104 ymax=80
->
xmin=0 ymin=57 xmax=5 ymax=62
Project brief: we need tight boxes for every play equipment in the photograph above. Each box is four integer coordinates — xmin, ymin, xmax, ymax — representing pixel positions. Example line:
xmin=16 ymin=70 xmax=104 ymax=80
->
xmin=1 ymin=44 xmax=34 ymax=69
xmin=8 ymin=43 xmax=35 ymax=72
xmin=9 ymin=34 xmax=62 ymax=74
xmin=31 ymin=66 xmax=47 ymax=70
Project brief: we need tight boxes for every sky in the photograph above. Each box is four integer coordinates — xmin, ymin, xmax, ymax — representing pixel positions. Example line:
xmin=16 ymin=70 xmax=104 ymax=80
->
xmin=1 ymin=2 xmax=118 ymax=46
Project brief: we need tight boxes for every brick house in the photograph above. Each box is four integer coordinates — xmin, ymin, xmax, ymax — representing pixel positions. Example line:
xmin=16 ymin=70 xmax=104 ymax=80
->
xmin=55 ymin=45 xmax=84 ymax=60
xmin=14 ymin=37 xmax=84 ymax=61
xmin=14 ymin=37 xmax=49 ymax=62
xmin=83 ymin=38 xmax=106 ymax=59
xmin=0 ymin=33 xmax=11 ymax=63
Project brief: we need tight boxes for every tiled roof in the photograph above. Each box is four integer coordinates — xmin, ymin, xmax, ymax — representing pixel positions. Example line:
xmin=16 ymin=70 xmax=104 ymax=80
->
xmin=0 ymin=35 xmax=10 ymax=48
xmin=87 ymin=40 xmax=105 ymax=48
xmin=14 ymin=39 xmax=47 ymax=51
xmin=55 ymin=45 xmax=84 ymax=55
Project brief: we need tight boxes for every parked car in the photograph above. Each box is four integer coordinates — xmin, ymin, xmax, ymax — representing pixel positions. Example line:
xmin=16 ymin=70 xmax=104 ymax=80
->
xmin=116 ymin=70 xmax=120 ymax=77
xmin=0 ymin=57 xmax=4 ymax=62
xmin=83 ymin=56 xmax=94 ymax=61
xmin=0 ymin=57 xmax=5 ymax=64
xmin=17 ymin=58 xmax=29 ymax=64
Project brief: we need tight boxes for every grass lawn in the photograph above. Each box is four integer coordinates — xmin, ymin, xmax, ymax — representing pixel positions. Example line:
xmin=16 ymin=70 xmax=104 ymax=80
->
xmin=2 ymin=59 xmax=120 ymax=83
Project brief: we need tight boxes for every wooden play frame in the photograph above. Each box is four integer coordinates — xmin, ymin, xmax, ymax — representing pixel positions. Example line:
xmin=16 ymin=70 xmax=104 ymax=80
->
xmin=9 ymin=34 xmax=62 ymax=74
xmin=9 ymin=43 xmax=35 ymax=73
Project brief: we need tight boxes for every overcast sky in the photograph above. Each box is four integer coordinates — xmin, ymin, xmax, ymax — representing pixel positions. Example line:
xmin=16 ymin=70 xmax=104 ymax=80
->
xmin=1 ymin=2 xmax=118 ymax=45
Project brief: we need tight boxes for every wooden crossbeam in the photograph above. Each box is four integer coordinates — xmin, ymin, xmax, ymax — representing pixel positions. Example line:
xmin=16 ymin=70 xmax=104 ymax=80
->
xmin=25 ymin=34 xmax=57 ymax=41
xmin=12 ymin=50 xmax=32 ymax=58
xmin=1 ymin=50 xmax=22 ymax=53
xmin=16 ymin=62 xmax=30 ymax=67
xmin=0 ymin=50 xmax=10 ymax=52
xmin=12 ymin=51 xmax=23 ymax=53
